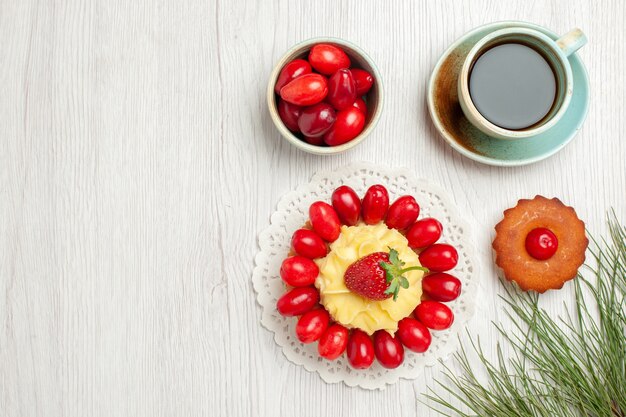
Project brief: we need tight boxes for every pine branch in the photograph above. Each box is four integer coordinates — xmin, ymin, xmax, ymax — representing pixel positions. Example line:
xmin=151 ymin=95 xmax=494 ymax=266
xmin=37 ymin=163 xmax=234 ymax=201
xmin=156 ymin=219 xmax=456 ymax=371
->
xmin=424 ymin=212 xmax=626 ymax=417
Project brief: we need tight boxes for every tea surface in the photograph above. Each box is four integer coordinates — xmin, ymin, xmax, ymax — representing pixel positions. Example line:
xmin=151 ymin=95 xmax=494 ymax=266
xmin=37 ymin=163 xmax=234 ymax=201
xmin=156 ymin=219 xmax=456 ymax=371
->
xmin=469 ymin=43 xmax=556 ymax=130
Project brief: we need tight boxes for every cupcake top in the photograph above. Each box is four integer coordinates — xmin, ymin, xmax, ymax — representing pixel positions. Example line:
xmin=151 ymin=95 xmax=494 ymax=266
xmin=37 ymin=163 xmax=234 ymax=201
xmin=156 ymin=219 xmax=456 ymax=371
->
xmin=315 ymin=222 xmax=424 ymax=335
xmin=493 ymin=195 xmax=588 ymax=293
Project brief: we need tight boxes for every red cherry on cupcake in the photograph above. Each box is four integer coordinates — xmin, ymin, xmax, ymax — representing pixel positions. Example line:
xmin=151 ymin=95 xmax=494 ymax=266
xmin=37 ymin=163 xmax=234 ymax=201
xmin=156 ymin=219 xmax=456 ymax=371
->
xmin=525 ymin=227 xmax=558 ymax=260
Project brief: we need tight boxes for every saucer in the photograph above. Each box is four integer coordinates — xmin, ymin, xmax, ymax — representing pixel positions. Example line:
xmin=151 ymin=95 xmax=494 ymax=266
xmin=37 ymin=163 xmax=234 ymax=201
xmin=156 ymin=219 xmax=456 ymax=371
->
xmin=427 ymin=21 xmax=589 ymax=167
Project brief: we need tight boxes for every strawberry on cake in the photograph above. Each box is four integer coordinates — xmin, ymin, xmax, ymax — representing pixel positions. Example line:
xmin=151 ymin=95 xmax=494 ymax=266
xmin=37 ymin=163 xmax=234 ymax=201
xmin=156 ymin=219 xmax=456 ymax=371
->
xmin=315 ymin=223 xmax=425 ymax=335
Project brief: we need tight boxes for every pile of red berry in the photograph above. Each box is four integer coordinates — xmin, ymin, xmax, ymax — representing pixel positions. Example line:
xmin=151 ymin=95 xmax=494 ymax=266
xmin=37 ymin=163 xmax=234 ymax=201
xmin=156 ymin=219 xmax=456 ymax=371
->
xmin=274 ymin=43 xmax=375 ymax=147
xmin=276 ymin=184 xmax=463 ymax=370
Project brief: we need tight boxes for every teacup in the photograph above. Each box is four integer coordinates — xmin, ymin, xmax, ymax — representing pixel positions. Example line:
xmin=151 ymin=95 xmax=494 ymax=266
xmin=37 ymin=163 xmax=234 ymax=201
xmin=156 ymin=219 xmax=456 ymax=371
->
xmin=457 ymin=27 xmax=586 ymax=140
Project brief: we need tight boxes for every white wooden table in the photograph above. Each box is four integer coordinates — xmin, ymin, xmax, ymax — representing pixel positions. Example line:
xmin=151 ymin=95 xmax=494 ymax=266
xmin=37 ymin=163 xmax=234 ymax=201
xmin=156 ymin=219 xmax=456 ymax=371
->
xmin=1 ymin=1 xmax=625 ymax=416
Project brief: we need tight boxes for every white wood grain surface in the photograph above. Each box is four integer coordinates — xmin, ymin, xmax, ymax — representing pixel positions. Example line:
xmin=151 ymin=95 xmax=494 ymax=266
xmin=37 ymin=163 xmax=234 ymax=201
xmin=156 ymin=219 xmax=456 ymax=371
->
xmin=1 ymin=0 xmax=625 ymax=416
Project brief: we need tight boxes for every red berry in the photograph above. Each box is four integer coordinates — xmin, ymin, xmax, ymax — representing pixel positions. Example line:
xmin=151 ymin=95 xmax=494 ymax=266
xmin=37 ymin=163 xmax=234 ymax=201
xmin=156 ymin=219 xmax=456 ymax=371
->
xmin=296 ymin=309 xmax=330 ymax=343
xmin=280 ymin=256 xmax=319 ymax=287
xmin=385 ymin=196 xmax=420 ymax=230
xmin=419 ymin=244 xmax=458 ymax=272
xmin=323 ymin=107 xmax=365 ymax=146
xmin=347 ymin=329 xmax=375 ymax=369
xmin=344 ymin=252 xmax=391 ymax=300
xmin=327 ymin=69 xmax=357 ymax=111
xmin=275 ymin=59 xmax=312 ymax=93
xmin=277 ymin=99 xmax=302 ymax=132
xmin=280 ymin=74 xmax=328 ymax=106
xmin=414 ymin=301 xmax=454 ymax=330
xmin=298 ymin=103 xmax=336 ymax=137
xmin=308 ymin=44 xmax=351 ymax=75
xmin=331 ymin=185 xmax=361 ymax=226
xmin=276 ymin=286 xmax=319 ymax=317
xmin=351 ymin=97 xmax=367 ymax=115
xmin=350 ymin=68 xmax=374 ymax=96
xmin=525 ymin=227 xmax=558 ymax=260
xmin=397 ymin=317 xmax=432 ymax=353
xmin=309 ymin=201 xmax=341 ymax=242
xmin=373 ymin=331 xmax=404 ymax=369
xmin=303 ymin=135 xmax=325 ymax=146
xmin=318 ymin=324 xmax=349 ymax=360
xmin=407 ymin=218 xmax=443 ymax=249
xmin=361 ymin=184 xmax=389 ymax=225
xmin=344 ymin=248 xmax=415 ymax=301
xmin=291 ymin=229 xmax=328 ymax=259
xmin=421 ymin=273 xmax=461 ymax=302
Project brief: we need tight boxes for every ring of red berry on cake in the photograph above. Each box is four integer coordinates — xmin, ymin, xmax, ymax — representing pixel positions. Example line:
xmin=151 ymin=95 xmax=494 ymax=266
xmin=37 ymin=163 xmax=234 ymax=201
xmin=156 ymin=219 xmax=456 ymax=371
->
xmin=276 ymin=184 xmax=463 ymax=370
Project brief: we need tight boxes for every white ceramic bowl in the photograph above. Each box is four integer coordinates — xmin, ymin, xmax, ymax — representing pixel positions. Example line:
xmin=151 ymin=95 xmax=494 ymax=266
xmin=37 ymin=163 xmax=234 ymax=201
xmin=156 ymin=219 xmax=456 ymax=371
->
xmin=268 ymin=37 xmax=383 ymax=155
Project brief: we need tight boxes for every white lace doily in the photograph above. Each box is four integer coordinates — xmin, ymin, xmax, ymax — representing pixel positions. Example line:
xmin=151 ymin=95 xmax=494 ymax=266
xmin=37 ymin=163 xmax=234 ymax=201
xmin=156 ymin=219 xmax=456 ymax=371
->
xmin=252 ymin=163 xmax=479 ymax=390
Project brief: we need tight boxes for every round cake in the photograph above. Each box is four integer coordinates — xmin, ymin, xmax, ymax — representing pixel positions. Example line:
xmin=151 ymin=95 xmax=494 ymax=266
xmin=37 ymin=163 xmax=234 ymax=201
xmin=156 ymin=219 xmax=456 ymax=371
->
xmin=315 ymin=223 xmax=424 ymax=335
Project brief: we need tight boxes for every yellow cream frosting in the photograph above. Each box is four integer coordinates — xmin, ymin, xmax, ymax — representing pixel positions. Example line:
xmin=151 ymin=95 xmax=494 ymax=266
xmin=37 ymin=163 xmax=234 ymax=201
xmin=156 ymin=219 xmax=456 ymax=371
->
xmin=314 ymin=222 xmax=424 ymax=335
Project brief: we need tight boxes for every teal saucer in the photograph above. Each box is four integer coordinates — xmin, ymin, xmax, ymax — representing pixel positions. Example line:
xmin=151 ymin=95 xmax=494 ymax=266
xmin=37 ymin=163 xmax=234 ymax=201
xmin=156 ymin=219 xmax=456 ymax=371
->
xmin=427 ymin=21 xmax=589 ymax=167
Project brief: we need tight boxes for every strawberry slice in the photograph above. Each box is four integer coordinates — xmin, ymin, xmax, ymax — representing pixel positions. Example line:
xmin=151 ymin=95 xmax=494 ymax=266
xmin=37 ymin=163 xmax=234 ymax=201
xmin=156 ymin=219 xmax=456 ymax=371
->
xmin=344 ymin=248 xmax=428 ymax=301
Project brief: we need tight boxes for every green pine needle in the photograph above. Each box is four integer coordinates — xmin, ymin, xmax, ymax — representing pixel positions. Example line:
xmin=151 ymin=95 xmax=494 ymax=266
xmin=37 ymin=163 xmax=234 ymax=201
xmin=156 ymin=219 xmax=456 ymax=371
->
xmin=424 ymin=211 xmax=626 ymax=417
